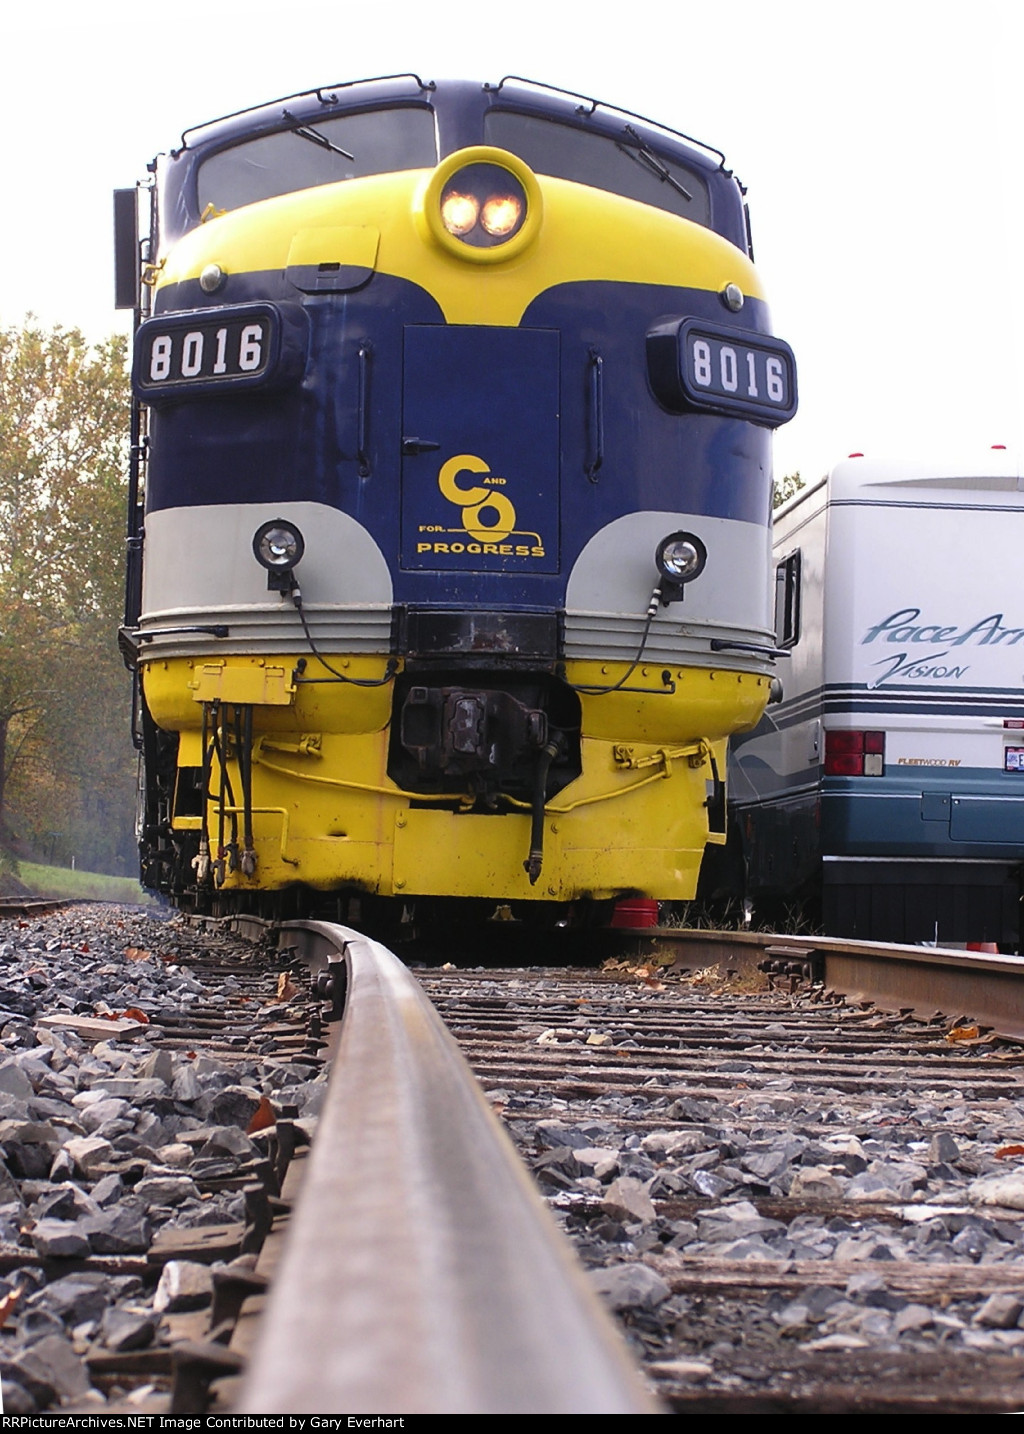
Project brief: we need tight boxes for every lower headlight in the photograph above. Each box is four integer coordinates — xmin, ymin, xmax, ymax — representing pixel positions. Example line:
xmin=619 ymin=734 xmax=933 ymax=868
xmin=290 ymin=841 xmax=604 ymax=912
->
xmin=253 ymin=520 xmax=305 ymax=582
xmin=656 ymin=531 xmax=707 ymax=584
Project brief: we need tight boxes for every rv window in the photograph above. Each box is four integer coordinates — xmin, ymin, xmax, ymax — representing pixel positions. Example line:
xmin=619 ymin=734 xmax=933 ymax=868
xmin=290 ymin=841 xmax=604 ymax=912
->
xmin=775 ymin=551 xmax=801 ymax=648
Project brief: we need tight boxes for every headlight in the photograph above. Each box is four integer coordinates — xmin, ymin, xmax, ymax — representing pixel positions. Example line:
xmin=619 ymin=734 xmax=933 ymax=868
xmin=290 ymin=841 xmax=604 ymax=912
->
xmin=480 ymin=192 xmax=523 ymax=237
xmin=253 ymin=519 xmax=305 ymax=591
xmin=656 ymin=531 xmax=707 ymax=583
xmin=440 ymin=191 xmax=479 ymax=237
xmin=417 ymin=146 xmax=542 ymax=264
xmin=439 ymin=163 xmax=527 ymax=248
xmin=655 ymin=531 xmax=707 ymax=603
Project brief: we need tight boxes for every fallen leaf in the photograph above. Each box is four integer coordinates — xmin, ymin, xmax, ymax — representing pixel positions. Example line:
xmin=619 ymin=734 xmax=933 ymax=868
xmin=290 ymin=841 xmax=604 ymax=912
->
xmin=98 ymin=1007 xmax=150 ymax=1024
xmin=996 ymin=1145 xmax=1024 ymax=1159
xmin=946 ymin=1025 xmax=981 ymax=1042
xmin=247 ymin=1095 xmax=276 ymax=1133
xmin=274 ymin=972 xmax=298 ymax=1002
xmin=0 ymin=1287 xmax=22 ymax=1328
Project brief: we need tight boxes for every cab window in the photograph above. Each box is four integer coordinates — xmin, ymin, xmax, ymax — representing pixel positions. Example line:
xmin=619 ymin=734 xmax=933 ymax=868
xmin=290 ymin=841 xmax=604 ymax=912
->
xmin=483 ymin=111 xmax=710 ymax=228
xmin=196 ymin=107 xmax=437 ymax=213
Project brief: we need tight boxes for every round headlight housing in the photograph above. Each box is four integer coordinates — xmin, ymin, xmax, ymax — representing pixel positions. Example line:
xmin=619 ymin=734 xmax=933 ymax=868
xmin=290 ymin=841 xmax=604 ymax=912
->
xmin=417 ymin=146 xmax=542 ymax=263
xmin=253 ymin=520 xmax=305 ymax=591
xmin=656 ymin=531 xmax=707 ymax=584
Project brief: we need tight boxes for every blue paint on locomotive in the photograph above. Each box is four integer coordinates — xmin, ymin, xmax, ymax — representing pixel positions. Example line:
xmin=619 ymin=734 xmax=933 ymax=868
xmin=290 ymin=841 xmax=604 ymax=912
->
xmin=144 ymin=274 xmax=773 ymax=609
xmin=400 ymin=325 xmax=561 ymax=574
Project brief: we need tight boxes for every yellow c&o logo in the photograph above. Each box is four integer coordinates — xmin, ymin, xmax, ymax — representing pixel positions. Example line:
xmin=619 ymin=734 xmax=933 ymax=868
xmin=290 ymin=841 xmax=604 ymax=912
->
xmin=438 ymin=454 xmax=517 ymax=543
xmin=414 ymin=453 xmax=545 ymax=560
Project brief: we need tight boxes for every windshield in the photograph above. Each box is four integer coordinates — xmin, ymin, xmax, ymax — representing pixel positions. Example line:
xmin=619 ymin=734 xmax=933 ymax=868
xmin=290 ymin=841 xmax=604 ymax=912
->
xmin=196 ymin=106 xmax=437 ymax=213
xmin=484 ymin=111 xmax=710 ymax=228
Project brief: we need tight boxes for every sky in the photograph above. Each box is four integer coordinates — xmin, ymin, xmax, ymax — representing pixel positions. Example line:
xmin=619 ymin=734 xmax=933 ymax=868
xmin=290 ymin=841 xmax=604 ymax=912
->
xmin=3 ymin=0 xmax=1021 ymax=484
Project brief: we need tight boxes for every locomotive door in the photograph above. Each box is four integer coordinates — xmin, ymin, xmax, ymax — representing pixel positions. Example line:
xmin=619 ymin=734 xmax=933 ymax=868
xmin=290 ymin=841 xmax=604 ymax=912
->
xmin=400 ymin=326 xmax=560 ymax=574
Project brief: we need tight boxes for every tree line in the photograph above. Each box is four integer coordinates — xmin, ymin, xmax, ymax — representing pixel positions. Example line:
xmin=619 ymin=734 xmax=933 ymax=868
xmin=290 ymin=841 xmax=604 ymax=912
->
xmin=0 ymin=321 xmax=136 ymax=877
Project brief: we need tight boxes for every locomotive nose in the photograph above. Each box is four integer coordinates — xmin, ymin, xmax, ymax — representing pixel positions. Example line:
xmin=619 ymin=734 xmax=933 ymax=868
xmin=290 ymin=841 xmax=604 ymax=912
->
xmin=415 ymin=146 xmax=542 ymax=262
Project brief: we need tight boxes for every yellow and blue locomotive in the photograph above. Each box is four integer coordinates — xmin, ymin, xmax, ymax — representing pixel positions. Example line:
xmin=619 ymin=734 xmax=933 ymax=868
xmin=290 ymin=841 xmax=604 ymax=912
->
xmin=116 ymin=75 xmax=796 ymax=922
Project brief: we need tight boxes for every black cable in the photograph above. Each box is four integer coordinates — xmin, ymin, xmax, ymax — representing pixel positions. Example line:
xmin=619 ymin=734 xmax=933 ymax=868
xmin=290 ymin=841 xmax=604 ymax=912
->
xmin=197 ymin=701 xmax=212 ymax=880
xmin=235 ymin=704 xmax=254 ymax=855
xmin=291 ymin=591 xmax=397 ymax=687
xmin=569 ymin=585 xmax=665 ymax=696
xmin=209 ymin=704 xmax=239 ymax=849
xmin=523 ymin=740 xmax=560 ymax=885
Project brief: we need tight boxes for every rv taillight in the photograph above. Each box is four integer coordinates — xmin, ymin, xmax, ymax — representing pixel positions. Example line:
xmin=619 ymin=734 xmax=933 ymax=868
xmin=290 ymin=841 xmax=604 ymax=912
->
xmin=824 ymin=730 xmax=885 ymax=777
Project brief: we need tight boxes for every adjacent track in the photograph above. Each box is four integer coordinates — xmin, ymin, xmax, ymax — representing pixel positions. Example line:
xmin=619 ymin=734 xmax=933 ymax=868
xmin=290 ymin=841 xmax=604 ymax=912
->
xmin=413 ymin=958 xmax=1024 ymax=1411
xmin=654 ymin=928 xmax=1024 ymax=1041
xmin=0 ymin=896 xmax=92 ymax=917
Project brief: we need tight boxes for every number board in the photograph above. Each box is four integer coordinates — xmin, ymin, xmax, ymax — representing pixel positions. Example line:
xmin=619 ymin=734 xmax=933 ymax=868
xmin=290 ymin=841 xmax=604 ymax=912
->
xmin=676 ymin=319 xmax=797 ymax=427
xmin=133 ymin=304 xmax=284 ymax=403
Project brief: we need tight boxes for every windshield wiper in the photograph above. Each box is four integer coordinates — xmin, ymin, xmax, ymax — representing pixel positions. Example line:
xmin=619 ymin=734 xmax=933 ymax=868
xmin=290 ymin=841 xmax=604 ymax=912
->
xmin=282 ymin=110 xmax=354 ymax=161
xmin=616 ymin=125 xmax=693 ymax=202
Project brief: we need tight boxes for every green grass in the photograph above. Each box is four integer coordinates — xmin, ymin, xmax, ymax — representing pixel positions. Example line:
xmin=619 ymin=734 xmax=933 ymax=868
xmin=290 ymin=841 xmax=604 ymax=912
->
xmin=18 ymin=862 xmax=154 ymax=905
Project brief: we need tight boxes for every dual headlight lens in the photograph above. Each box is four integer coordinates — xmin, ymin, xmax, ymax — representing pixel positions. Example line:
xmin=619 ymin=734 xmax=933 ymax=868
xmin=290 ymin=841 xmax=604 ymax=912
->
xmin=440 ymin=163 xmax=527 ymax=248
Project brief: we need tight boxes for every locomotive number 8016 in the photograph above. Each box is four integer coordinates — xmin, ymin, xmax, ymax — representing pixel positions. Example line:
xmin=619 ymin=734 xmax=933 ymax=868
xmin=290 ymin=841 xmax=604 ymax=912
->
xmin=115 ymin=74 xmax=796 ymax=928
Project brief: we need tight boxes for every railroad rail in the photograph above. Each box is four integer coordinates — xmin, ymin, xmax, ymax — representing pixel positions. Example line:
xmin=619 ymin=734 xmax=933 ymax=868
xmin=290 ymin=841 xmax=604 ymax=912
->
xmin=0 ymin=896 xmax=94 ymax=917
xmin=649 ymin=928 xmax=1024 ymax=1042
xmin=9 ymin=902 xmax=1024 ymax=1413
xmin=235 ymin=921 xmax=658 ymax=1414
